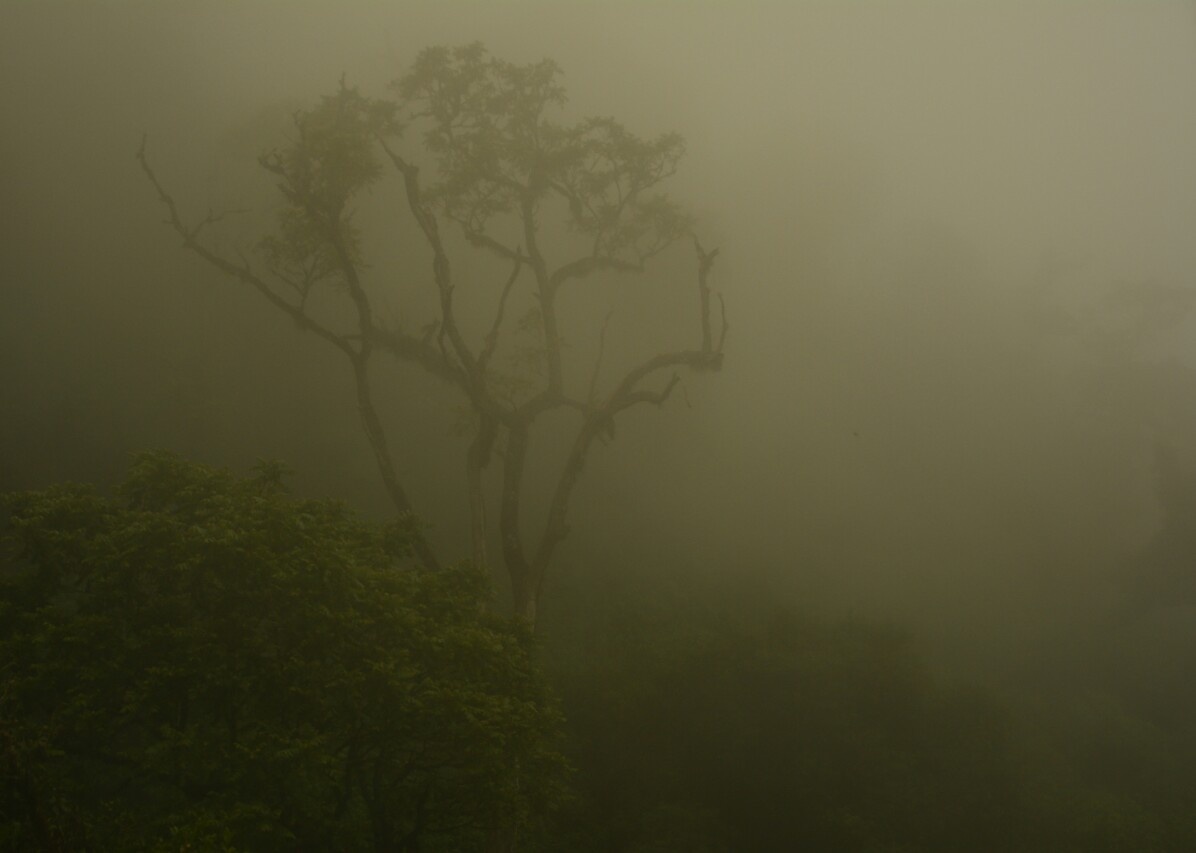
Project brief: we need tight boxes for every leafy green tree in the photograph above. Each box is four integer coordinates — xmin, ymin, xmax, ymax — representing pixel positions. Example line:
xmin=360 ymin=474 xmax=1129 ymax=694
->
xmin=139 ymin=43 xmax=726 ymax=624
xmin=0 ymin=452 xmax=566 ymax=851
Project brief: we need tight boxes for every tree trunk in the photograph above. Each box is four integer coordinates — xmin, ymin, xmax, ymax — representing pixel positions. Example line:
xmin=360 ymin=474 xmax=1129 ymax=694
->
xmin=511 ymin=578 xmax=538 ymax=625
xmin=466 ymin=416 xmax=497 ymax=570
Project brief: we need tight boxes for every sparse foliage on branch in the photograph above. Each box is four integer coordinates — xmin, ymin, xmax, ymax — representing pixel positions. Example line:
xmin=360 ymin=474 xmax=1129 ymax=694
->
xmin=139 ymin=43 xmax=727 ymax=623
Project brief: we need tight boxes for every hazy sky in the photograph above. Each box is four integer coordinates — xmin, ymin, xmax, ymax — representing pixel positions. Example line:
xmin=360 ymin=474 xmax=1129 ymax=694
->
xmin=4 ymin=1 xmax=1196 ymax=669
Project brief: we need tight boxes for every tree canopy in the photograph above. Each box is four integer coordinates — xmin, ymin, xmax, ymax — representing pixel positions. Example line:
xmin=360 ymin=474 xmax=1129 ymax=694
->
xmin=0 ymin=452 xmax=566 ymax=851
xmin=139 ymin=43 xmax=725 ymax=624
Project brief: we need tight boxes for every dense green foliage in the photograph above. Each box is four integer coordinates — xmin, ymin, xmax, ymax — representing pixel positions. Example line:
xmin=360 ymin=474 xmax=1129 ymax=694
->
xmin=0 ymin=453 xmax=565 ymax=851
xmin=4 ymin=454 xmax=1194 ymax=852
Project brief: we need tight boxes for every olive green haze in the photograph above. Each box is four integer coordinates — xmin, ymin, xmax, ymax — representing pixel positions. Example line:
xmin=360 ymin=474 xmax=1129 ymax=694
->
xmin=4 ymin=1 xmax=1196 ymax=849
xmin=5 ymin=0 xmax=1192 ymax=655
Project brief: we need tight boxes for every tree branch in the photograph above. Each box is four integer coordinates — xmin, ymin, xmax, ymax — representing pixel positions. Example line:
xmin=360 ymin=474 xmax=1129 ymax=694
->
xmin=450 ymin=214 xmax=530 ymax=264
xmin=137 ymin=137 xmax=356 ymax=360
xmin=139 ymin=136 xmax=442 ymax=571
xmin=466 ymin=413 xmax=498 ymax=570
xmin=380 ymin=140 xmax=483 ymax=391
xmin=478 ymin=253 xmax=523 ymax=372
xmin=351 ymin=355 xmax=441 ymax=571
xmin=499 ymin=421 xmax=534 ymax=618
xmin=694 ymin=236 xmax=720 ymax=354
xmin=549 ymin=254 xmax=642 ymax=290
xmin=368 ymin=325 xmax=465 ymax=387
xmin=588 ymin=312 xmax=614 ymax=405
xmin=517 ymin=188 xmax=563 ymax=397
xmin=524 ymin=240 xmax=725 ymax=601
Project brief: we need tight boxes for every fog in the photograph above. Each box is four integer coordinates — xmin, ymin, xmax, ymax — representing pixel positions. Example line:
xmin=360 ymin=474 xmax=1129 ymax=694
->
xmin=4 ymin=2 xmax=1196 ymax=845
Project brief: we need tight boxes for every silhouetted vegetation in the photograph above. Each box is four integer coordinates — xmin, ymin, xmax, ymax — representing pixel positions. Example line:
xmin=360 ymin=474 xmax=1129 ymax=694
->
xmin=5 ymin=454 xmax=1196 ymax=849
xmin=537 ymin=567 xmax=1196 ymax=852
xmin=5 ymin=5 xmax=1196 ymax=851
xmin=138 ymin=43 xmax=724 ymax=625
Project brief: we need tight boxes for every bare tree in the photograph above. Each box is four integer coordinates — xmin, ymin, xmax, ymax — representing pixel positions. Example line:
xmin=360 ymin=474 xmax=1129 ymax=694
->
xmin=139 ymin=44 xmax=726 ymax=624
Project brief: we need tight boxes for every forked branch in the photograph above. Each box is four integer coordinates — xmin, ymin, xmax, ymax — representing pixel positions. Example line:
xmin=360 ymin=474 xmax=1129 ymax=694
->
xmin=137 ymin=136 xmax=441 ymax=572
xmin=137 ymin=137 xmax=355 ymax=359
xmin=517 ymin=241 xmax=724 ymax=614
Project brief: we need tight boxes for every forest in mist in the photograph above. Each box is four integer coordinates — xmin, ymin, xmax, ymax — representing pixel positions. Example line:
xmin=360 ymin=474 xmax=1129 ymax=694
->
xmin=4 ymin=2 xmax=1196 ymax=849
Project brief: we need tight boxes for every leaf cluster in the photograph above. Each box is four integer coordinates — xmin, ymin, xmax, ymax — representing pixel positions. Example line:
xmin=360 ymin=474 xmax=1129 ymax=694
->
xmin=0 ymin=453 xmax=566 ymax=850
xmin=397 ymin=43 xmax=692 ymax=265
xmin=258 ymin=83 xmax=398 ymax=285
